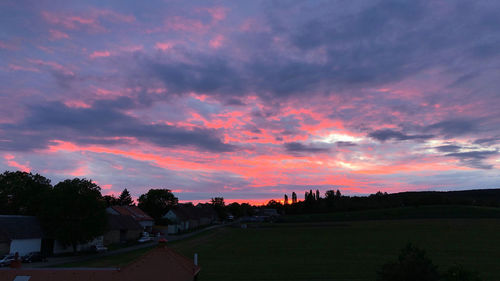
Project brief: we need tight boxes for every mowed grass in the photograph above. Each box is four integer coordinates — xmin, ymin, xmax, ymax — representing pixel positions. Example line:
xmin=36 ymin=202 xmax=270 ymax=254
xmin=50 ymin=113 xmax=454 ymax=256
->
xmin=170 ymin=219 xmax=500 ymax=281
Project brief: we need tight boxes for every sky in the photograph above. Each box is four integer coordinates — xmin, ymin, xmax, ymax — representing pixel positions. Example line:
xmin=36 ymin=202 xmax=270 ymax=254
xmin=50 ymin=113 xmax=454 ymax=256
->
xmin=1 ymin=0 xmax=500 ymax=204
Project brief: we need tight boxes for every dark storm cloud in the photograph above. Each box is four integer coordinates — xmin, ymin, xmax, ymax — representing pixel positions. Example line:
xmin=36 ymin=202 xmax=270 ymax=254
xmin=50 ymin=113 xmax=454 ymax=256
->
xmin=0 ymin=100 xmax=234 ymax=152
xmin=444 ymin=150 xmax=498 ymax=169
xmin=368 ymin=129 xmax=433 ymax=142
xmin=284 ymin=142 xmax=329 ymax=154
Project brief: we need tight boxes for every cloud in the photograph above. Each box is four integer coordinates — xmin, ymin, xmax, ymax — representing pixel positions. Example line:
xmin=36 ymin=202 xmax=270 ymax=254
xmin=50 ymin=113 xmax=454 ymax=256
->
xmin=284 ymin=142 xmax=329 ymax=154
xmin=368 ymin=129 xmax=433 ymax=142
xmin=0 ymin=99 xmax=234 ymax=153
xmin=427 ymin=119 xmax=479 ymax=137
xmin=435 ymin=145 xmax=461 ymax=153
xmin=444 ymin=150 xmax=498 ymax=169
xmin=474 ymin=136 xmax=500 ymax=145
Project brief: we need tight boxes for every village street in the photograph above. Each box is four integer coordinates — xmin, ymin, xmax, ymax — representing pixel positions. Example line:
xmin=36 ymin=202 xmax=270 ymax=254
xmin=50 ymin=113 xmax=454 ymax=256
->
xmin=22 ymin=224 xmax=226 ymax=268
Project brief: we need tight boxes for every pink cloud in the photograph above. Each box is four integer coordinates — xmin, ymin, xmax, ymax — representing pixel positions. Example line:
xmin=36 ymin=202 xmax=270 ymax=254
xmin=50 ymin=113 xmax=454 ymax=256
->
xmin=27 ymin=59 xmax=74 ymax=75
xmin=155 ymin=42 xmax=174 ymax=51
xmin=4 ymin=154 xmax=30 ymax=173
xmin=41 ymin=9 xmax=134 ymax=34
xmin=49 ymin=29 xmax=70 ymax=40
xmin=164 ymin=16 xmax=207 ymax=32
xmin=0 ymin=40 xmax=17 ymax=50
xmin=209 ymin=35 xmax=224 ymax=48
xmin=42 ymin=11 xmax=103 ymax=32
xmin=89 ymin=50 xmax=111 ymax=59
xmin=8 ymin=64 xmax=39 ymax=72
xmin=68 ymin=165 xmax=89 ymax=177
xmin=64 ymin=100 xmax=92 ymax=108
xmin=204 ymin=7 xmax=228 ymax=22
xmin=121 ymin=45 xmax=143 ymax=52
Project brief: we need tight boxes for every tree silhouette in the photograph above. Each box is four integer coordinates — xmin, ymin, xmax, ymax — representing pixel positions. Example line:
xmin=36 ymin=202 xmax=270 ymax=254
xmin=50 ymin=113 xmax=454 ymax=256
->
xmin=336 ymin=189 xmax=342 ymax=198
xmin=316 ymin=189 xmax=320 ymax=200
xmin=325 ymin=190 xmax=335 ymax=200
xmin=376 ymin=243 xmax=439 ymax=281
xmin=118 ymin=188 xmax=134 ymax=206
xmin=284 ymin=194 xmax=289 ymax=205
xmin=0 ymin=171 xmax=52 ymax=215
xmin=40 ymin=178 xmax=106 ymax=253
xmin=103 ymin=194 xmax=119 ymax=207
xmin=211 ymin=197 xmax=226 ymax=220
xmin=138 ymin=189 xmax=178 ymax=221
xmin=291 ymin=192 xmax=297 ymax=204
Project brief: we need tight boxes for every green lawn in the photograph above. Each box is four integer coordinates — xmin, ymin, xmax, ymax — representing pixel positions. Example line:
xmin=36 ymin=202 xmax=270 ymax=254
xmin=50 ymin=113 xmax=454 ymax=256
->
xmin=170 ymin=219 xmax=500 ymax=281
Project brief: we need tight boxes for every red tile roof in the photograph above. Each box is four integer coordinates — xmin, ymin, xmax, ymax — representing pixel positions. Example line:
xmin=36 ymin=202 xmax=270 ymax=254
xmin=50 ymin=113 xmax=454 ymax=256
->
xmin=0 ymin=246 xmax=200 ymax=281
xmin=110 ymin=206 xmax=153 ymax=222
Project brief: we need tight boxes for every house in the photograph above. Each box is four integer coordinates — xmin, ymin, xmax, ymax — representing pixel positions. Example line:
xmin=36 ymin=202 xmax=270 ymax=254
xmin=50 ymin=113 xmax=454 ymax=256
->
xmin=0 ymin=216 xmax=43 ymax=256
xmin=104 ymin=214 xmax=143 ymax=245
xmin=106 ymin=206 xmax=154 ymax=232
xmin=0 ymin=243 xmax=201 ymax=281
xmin=163 ymin=205 xmax=217 ymax=234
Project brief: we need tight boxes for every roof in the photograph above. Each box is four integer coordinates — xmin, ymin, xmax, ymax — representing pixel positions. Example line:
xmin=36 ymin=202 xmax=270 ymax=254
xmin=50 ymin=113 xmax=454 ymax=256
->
xmin=0 ymin=245 xmax=200 ymax=281
xmin=108 ymin=206 xmax=153 ymax=222
xmin=107 ymin=214 xmax=143 ymax=231
xmin=170 ymin=205 xmax=217 ymax=221
xmin=0 ymin=216 xmax=43 ymax=241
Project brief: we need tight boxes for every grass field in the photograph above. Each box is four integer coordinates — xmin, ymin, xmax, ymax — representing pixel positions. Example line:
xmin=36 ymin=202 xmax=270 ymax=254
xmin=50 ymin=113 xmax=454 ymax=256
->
xmin=59 ymin=206 xmax=500 ymax=280
xmin=280 ymin=205 xmax=500 ymax=223
xmin=170 ymin=219 xmax=500 ymax=281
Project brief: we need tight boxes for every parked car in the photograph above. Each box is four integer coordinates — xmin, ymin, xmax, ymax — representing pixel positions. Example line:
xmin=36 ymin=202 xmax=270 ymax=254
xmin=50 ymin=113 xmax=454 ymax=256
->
xmin=90 ymin=245 xmax=108 ymax=253
xmin=138 ymin=236 xmax=152 ymax=243
xmin=0 ymin=254 xmax=15 ymax=267
xmin=138 ymin=232 xmax=152 ymax=243
xmin=22 ymin=252 xmax=46 ymax=263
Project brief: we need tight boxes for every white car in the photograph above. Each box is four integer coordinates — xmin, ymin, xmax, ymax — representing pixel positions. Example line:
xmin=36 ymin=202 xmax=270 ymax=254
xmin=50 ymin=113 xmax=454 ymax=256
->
xmin=138 ymin=236 xmax=152 ymax=243
xmin=0 ymin=254 xmax=15 ymax=267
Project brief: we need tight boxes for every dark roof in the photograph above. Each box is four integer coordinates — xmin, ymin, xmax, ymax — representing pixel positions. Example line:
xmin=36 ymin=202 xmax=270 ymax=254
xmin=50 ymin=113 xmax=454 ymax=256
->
xmin=0 ymin=215 xmax=43 ymax=241
xmin=107 ymin=214 xmax=143 ymax=231
xmin=171 ymin=206 xmax=217 ymax=221
xmin=109 ymin=206 xmax=153 ymax=222
xmin=0 ymin=245 xmax=200 ymax=281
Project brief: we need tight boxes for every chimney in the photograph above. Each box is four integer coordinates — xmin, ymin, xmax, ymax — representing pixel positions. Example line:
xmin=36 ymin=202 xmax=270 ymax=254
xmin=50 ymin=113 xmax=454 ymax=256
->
xmin=194 ymin=253 xmax=198 ymax=266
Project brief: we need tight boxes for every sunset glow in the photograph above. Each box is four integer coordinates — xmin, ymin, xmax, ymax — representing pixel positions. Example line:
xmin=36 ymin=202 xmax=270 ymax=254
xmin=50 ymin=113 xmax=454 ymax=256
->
xmin=1 ymin=1 xmax=499 ymax=203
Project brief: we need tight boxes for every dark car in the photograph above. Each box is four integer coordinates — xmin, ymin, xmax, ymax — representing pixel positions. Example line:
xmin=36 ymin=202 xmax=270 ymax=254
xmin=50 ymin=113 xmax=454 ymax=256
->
xmin=0 ymin=254 xmax=15 ymax=267
xmin=21 ymin=252 xmax=46 ymax=263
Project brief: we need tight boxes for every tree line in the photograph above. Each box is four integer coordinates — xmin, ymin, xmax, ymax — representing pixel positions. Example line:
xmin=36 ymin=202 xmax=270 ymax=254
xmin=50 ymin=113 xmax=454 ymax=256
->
xmin=267 ymin=187 xmax=500 ymax=215
xmin=0 ymin=171 xmax=178 ymax=252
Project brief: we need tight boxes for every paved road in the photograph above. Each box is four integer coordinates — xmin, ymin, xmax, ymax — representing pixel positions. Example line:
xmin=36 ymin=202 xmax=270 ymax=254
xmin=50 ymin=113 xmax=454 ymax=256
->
xmin=23 ymin=223 xmax=226 ymax=268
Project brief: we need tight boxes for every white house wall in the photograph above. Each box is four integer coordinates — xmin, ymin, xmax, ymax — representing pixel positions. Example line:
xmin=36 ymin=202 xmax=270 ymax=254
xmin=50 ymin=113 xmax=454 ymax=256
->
xmin=9 ymin=238 xmax=41 ymax=255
